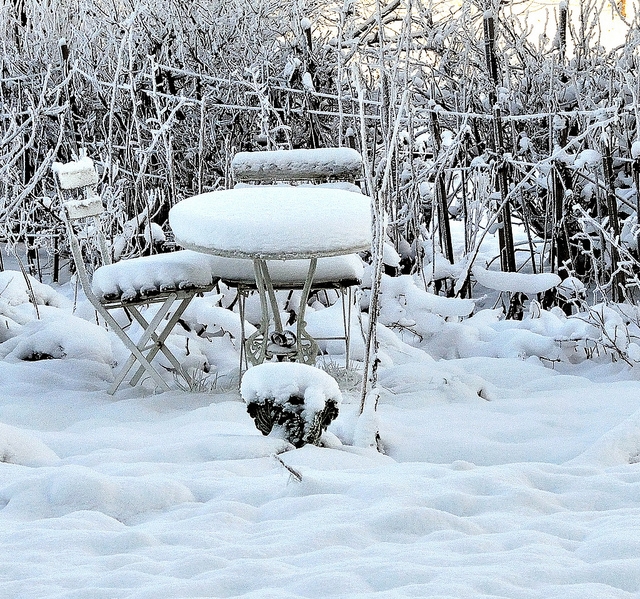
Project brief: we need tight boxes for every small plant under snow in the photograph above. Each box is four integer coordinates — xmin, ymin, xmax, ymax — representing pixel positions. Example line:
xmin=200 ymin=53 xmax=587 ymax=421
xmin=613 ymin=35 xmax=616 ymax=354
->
xmin=240 ymin=362 xmax=341 ymax=448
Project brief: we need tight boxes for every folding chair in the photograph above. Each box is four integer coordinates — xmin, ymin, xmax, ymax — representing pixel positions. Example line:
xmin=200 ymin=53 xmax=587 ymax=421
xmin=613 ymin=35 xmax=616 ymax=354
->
xmin=228 ymin=148 xmax=366 ymax=369
xmin=53 ymin=155 xmax=218 ymax=394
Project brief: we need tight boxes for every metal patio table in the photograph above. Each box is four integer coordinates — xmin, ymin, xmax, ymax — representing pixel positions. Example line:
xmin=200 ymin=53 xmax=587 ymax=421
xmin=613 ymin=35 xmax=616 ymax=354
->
xmin=169 ymin=186 xmax=372 ymax=366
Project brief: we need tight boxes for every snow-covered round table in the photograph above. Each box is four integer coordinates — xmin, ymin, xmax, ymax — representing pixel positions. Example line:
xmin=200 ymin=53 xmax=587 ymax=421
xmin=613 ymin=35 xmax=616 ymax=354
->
xmin=169 ymin=186 xmax=372 ymax=365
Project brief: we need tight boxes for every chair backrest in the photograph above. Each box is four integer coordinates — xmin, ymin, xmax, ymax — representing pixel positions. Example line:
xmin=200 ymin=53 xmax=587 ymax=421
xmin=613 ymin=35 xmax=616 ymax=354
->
xmin=231 ymin=147 xmax=363 ymax=185
xmin=53 ymin=156 xmax=111 ymax=300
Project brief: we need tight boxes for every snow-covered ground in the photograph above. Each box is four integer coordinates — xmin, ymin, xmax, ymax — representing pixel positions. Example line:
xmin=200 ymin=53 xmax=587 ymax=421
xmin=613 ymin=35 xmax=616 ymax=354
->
xmin=2 ymin=245 xmax=640 ymax=599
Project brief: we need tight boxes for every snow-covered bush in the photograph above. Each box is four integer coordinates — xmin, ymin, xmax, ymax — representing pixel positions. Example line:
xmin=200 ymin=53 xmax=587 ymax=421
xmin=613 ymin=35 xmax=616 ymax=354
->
xmin=2 ymin=0 xmax=639 ymax=367
xmin=240 ymin=362 xmax=341 ymax=447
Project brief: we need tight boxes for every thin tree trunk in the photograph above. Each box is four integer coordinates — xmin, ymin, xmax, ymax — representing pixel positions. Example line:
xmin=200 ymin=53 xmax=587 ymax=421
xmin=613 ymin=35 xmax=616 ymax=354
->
xmin=458 ymin=134 xmax=472 ymax=298
xmin=634 ymin=157 xmax=640 ymax=256
xmin=59 ymin=39 xmax=81 ymax=153
xmin=558 ymin=1 xmax=568 ymax=63
xmin=493 ymin=107 xmax=516 ymax=273
xmin=602 ymin=135 xmax=623 ymax=301
xmin=551 ymin=119 xmax=571 ymax=279
xmin=429 ymin=108 xmax=454 ymax=266
xmin=484 ymin=9 xmax=516 ymax=273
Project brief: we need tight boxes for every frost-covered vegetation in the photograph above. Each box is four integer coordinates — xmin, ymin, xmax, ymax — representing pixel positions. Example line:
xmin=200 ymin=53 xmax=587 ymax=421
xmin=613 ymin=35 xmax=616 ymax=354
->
xmin=5 ymin=5 xmax=640 ymax=596
xmin=1 ymin=0 xmax=640 ymax=371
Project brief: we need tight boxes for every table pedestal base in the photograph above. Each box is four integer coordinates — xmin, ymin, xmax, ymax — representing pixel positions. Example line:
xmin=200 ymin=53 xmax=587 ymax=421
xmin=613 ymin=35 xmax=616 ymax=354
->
xmin=240 ymin=258 xmax=319 ymax=368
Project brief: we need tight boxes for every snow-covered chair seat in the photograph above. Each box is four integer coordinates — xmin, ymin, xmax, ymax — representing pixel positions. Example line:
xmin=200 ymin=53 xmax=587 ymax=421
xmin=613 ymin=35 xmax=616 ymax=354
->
xmin=54 ymin=155 xmax=217 ymax=394
xmin=208 ymin=253 xmax=364 ymax=290
xmin=92 ymin=250 xmax=219 ymax=304
xmin=240 ymin=362 xmax=341 ymax=448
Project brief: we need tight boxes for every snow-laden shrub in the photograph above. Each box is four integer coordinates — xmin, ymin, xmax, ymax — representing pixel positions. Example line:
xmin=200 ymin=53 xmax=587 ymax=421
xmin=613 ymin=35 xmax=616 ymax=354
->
xmin=372 ymin=271 xmax=640 ymax=367
xmin=241 ymin=362 xmax=341 ymax=448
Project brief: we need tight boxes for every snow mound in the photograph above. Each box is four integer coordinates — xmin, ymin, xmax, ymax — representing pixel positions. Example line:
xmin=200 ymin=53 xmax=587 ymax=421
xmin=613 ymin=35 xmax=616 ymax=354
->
xmin=52 ymin=156 xmax=99 ymax=189
xmin=379 ymin=274 xmax=475 ymax=319
xmin=183 ymin=299 xmax=256 ymax=344
xmin=473 ymin=267 xmax=561 ymax=294
xmin=0 ymin=270 xmax=69 ymax=309
xmin=170 ymin=187 xmax=371 ymax=259
xmin=573 ymin=149 xmax=602 ymax=169
xmin=241 ymin=363 xmax=342 ymax=447
xmin=91 ymin=250 xmax=217 ymax=301
xmin=241 ymin=363 xmax=342 ymax=408
xmin=568 ymin=408 xmax=640 ymax=467
xmin=0 ymin=422 xmax=59 ymax=467
xmin=0 ymin=310 xmax=114 ymax=364
xmin=2 ymin=465 xmax=194 ymax=521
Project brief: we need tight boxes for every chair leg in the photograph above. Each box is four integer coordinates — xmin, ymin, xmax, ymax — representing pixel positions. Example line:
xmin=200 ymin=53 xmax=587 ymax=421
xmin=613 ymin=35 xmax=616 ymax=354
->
xmin=107 ymin=296 xmax=177 ymax=394
xmin=127 ymin=296 xmax=195 ymax=387
xmin=238 ymin=287 xmax=249 ymax=377
xmin=341 ymin=286 xmax=353 ymax=367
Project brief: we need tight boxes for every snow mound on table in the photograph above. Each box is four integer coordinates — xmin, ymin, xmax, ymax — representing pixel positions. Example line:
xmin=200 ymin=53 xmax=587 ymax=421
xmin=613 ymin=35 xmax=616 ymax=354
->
xmin=170 ymin=187 xmax=371 ymax=259
xmin=0 ymin=422 xmax=59 ymax=467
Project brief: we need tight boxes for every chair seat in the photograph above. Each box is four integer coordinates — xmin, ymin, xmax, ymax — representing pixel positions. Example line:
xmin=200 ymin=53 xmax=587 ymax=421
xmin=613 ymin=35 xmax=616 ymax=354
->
xmin=92 ymin=250 xmax=218 ymax=303
xmin=209 ymin=253 xmax=364 ymax=290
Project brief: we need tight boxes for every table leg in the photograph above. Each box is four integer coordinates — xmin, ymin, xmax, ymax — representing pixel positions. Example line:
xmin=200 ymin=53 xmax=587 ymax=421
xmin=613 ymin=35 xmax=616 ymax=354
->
xmin=243 ymin=258 xmax=319 ymax=366
xmin=255 ymin=259 xmax=284 ymax=332
xmin=295 ymin=257 xmax=319 ymax=364
xmin=243 ymin=260 xmax=271 ymax=366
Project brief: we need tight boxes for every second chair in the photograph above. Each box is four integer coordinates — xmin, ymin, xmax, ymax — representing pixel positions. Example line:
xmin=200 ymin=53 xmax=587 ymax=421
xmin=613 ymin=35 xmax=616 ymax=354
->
xmin=54 ymin=155 xmax=219 ymax=394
